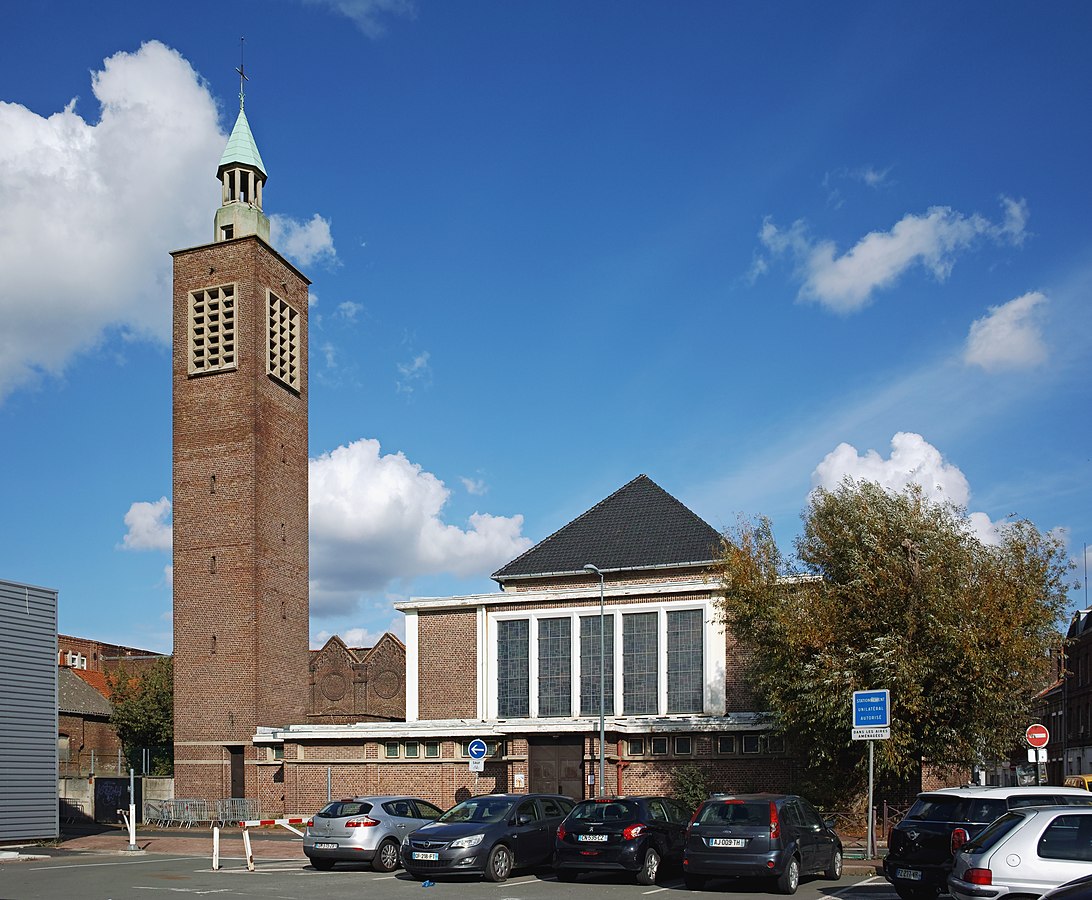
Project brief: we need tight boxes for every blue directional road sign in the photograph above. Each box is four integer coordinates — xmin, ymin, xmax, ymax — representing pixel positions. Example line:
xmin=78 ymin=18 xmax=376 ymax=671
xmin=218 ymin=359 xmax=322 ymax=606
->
xmin=468 ymin=739 xmax=488 ymax=760
xmin=852 ymin=689 xmax=891 ymax=740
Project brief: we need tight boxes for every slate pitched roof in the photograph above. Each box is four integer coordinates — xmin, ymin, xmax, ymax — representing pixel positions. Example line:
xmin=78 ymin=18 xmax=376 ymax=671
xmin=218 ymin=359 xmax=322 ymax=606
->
xmin=58 ymin=667 xmax=112 ymax=717
xmin=492 ymin=475 xmax=722 ymax=581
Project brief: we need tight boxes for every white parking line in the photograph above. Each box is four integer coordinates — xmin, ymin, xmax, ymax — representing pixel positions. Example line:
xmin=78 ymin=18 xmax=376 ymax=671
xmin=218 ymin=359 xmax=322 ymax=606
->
xmin=26 ymin=856 xmax=210 ymax=871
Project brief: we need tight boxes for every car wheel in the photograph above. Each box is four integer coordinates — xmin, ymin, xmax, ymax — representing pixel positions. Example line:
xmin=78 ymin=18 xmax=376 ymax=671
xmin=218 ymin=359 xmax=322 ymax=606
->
xmin=825 ymin=848 xmax=842 ymax=879
xmin=684 ymin=873 xmax=706 ymax=891
xmin=373 ymin=838 xmax=401 ymax=873
xmin=636 ymin=846 xmax=661 ymax=885
xmin=485 ymin=844 xmax=513 ymax=883
xmin=775 ymin=856 xmax=800 ymax=895
xmin=555 ymin=869 xmax=579 ymax=882
xmin=309 ymin=857 xmax=335 ymax=871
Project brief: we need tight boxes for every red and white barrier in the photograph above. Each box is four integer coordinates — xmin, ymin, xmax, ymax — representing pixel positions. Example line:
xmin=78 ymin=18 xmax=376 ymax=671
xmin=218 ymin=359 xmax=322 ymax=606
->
xmin=213 ymin=817 xmax=308 ymax=872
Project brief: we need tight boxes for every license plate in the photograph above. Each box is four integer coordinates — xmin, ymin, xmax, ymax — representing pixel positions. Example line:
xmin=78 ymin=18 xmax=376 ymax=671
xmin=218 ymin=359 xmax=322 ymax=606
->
xmin=413 ymin=852 xmax=439 ymax=861
xmin=578 ymin=834 xmax=608 ymax=842
xmin=709 ymin=838 xmax=747 ymax=848
xmin=895 ymin=868 xmax=922 ymax=881
xmin=313 ymin=842 xmax=337 ymax=850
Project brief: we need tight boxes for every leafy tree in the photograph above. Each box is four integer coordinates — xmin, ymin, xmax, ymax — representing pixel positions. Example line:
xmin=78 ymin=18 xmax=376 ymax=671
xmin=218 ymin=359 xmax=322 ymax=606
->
xmin=672 ymin=763 xmax=710 ymax=813
xmin=716 ymin=480 xmax=1073 ymax=806
xmin=107 ymin=656 xmax=174 ymax=775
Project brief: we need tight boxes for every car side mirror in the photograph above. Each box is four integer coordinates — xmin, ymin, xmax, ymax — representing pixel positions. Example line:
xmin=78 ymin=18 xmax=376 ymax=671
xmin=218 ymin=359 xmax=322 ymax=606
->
xmin=516 ymin=814 xmax=533 ymax=826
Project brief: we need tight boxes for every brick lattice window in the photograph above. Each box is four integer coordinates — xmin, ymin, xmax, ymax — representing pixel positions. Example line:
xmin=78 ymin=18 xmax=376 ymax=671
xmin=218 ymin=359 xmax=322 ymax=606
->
xmin=267 ymin=291 xmax=300 ymax=390
xmin=188 ymin=284 xmax=236 ymax=375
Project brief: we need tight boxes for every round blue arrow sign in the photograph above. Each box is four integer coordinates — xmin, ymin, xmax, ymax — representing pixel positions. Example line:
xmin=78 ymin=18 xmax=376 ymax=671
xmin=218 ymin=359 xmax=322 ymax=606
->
xmin=468 ymin=739 xmax=488 ymax=760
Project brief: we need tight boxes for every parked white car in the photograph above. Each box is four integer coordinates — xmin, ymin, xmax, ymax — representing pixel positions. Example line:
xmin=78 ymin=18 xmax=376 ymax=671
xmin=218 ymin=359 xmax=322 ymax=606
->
xmin=948 ymin=805 xmax=1092 ymax=900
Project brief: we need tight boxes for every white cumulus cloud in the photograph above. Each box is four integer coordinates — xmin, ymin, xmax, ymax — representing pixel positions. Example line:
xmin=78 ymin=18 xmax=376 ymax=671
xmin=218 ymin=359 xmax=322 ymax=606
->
xmin=0 ymin=41 xmax=336 ymax=404
xmin=120 ymin=497 xmax=173 ymax=551
xmin=964 ymin=291 xmax=1048 ymax=372
xmin=309 ymin=438 xmax=531 ymax=616
xmin=812 ymin=432 xmax=1001 ymax=544
xmin=758 ymin=198 xmax=1027 ymax=313
xmin=269 ymin=212 xmax=337 ymax=267
xmin=0 ymin=41 xmax=222 ymax=401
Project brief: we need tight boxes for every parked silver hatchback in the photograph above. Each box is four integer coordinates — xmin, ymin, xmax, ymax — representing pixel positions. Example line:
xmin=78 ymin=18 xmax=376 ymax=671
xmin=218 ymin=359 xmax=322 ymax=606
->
xmin=949 ymin=805 xmax=1092 ymax=900
xmin=304 ymin=795 xmax=444 ymax=871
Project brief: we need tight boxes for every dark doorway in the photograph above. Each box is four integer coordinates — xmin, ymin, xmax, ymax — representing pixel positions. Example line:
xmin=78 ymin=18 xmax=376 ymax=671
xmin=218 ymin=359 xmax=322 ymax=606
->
xmin=93 ymin=777 xmax=142 ymax=824
xmin=528 ymin=735 xmax=584 ymax=799
xmin=228 ymin=746 xmax=245 ymax=797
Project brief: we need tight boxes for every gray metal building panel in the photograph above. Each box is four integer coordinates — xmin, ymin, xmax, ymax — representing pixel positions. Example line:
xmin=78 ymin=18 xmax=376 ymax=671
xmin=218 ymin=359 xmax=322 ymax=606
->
xmin=0 ymin=578 xmax=59 ymax=842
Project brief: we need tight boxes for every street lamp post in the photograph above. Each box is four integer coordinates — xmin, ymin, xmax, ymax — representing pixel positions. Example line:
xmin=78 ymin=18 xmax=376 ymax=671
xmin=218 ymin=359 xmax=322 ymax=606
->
xmin=583 ymin=564 xmax=606 ymax=797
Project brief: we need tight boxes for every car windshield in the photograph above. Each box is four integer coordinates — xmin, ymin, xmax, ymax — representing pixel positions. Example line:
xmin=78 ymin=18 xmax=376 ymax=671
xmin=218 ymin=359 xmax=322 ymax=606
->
xmin=568 ymin=800 xmax=637 ymax=823
xmin=960 ymin=812 xmax=1024 ymax=853
xmin=906 ymin=795 xmax=1007 ymax=824
xmin=698 ymin=801 xmax=770 ymax=826
xmin=437 ymin=797 xmax=513 ymax=824
xmin=317 ymin=800 xmax=371 ymax=819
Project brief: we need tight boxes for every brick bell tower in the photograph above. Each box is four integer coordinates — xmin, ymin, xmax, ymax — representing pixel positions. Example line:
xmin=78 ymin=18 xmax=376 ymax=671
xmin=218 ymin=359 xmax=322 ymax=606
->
xmin=171 ymin=85 xmax=310 ymax=809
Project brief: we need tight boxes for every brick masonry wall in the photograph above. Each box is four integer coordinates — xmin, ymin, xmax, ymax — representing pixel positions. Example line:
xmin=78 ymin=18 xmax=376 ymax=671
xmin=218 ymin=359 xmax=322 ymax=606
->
xmin=58 ymin=635 xmax=163 ymax=672
xmin=261 ymin=732 xmax=800 ymax=814
xmin=172 ymin=236 xmax=310 ymax=806
xmin=417 ymin=613 xmax=477 ymax=719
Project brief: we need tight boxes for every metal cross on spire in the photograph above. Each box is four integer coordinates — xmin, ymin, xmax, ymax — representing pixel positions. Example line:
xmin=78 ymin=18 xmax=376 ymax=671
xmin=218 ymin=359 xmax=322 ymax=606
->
xmin=236 ymin=36 xmax=249 ymax=110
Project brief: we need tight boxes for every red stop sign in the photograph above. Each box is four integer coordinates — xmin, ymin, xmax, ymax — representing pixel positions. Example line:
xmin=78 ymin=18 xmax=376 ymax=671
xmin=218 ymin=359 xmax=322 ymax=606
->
xmin=1026 ymin=724 xmax=1050 ymax=748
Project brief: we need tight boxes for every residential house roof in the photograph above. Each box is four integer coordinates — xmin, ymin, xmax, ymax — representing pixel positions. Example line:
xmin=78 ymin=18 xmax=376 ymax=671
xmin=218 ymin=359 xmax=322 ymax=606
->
xmin=58 ymin=667 xmax=112 ymax=717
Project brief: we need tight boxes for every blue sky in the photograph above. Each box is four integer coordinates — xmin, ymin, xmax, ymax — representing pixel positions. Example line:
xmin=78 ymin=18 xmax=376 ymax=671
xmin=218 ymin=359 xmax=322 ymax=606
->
xmin=2 ymin=1 xmax=1090 ymax=654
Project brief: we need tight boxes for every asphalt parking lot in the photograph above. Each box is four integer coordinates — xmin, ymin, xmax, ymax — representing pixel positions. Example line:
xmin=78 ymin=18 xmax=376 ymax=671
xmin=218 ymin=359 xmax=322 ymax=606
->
xmin=0 ymin=825 xmax=894 ymax=900
xmin=0 ymin=852 xmax=896 ymax=900
xmin=0 ymin=827 xmax=899 ymax=900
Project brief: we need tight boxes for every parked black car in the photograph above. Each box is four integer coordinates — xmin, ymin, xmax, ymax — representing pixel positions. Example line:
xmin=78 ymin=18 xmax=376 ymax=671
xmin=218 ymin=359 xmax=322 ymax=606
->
xmin=884 ymin=786 xmax=1092 ymax=900
xmin=553 ymin=795 xmax=691 ymax=884
xmin=400 ymin=793 xmax=573 ymax=882
xmin=683 ymin=793 xmax=842 ymax=895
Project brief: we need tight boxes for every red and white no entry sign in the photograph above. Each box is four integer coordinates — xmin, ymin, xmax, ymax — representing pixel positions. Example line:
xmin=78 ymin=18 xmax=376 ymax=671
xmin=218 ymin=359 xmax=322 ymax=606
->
xmin=1026 ymin=723 xmax=1050 ymax=748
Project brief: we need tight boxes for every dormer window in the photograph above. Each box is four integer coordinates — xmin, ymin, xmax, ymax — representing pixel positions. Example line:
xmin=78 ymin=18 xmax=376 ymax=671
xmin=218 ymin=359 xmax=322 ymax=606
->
xmin=221 ymin=225 xmax=234 ymax=240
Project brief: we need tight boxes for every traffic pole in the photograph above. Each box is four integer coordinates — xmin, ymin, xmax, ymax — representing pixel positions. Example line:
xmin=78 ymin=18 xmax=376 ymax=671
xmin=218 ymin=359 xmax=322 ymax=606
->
xmin=867 ymin=740 xmax=874 ymax=859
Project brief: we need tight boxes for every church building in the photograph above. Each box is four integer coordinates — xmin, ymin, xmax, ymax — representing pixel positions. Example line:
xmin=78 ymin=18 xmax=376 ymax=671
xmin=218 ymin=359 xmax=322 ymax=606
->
xmin=169 ymin=92 xmax=793 ymax=816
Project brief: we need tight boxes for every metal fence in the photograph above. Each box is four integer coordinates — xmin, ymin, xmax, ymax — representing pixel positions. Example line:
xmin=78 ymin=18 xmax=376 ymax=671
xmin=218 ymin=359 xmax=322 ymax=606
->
xmin=140 ymin=797 xmax=262 ymax=827
xmin=59 ymin=798 xmax=92 ymax=823
xmin=142 ymin=799 xmax=213 ymax=827
xmin=820 ymin=803 xmax=908 ymax=859
xmin=59 ymin=747 xmax=172 ymax=778
xmin=216 ymin=798 xmax=261 ymax=826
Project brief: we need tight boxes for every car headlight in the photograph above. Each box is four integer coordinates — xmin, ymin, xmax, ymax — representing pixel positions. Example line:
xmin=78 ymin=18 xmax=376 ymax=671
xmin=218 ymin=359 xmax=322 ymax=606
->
xmin=450 ymin=833 xmax=484 ymax=849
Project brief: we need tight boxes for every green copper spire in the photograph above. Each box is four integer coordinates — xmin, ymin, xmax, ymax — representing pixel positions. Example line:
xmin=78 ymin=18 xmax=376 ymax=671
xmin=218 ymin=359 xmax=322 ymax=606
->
xmin=217 ymin=105 xmax=267 ymax=179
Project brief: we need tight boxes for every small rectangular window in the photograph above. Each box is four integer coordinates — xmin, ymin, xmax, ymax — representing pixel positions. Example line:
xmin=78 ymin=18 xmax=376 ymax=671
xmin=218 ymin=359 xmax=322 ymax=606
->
xmin=742 ymin=734 xmax=761 ymax=754
xmin=424 ymin=741 xmax=440 ymax=758
xmin=272 ymin=744 xmax=284 ymax=760
xmin=716 ymin=734 xmax=737 ymax=754
xmin=651 ymin=737 xmax=669 ymax=755
xmin=627 ymin=739 xmax=645 ymax=757
xmin=404 ymin=741 xmax=420 ymax=758
xmin=674 ymin=736 xmax=693 ymax=755
xmin=765 ymin=734 xmax=785 ymax=754
xmin=384 ymin=741 xmax=400 ymax=758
